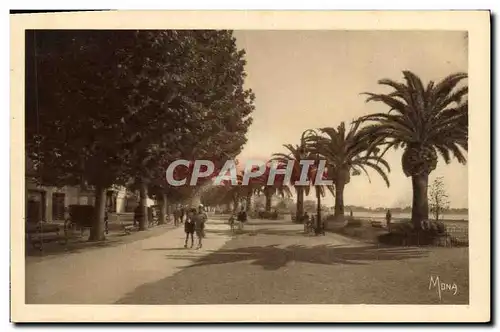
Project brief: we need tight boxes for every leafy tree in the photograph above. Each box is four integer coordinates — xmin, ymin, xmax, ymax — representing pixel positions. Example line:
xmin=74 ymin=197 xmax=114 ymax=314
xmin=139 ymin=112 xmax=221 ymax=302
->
xmin=307 ymin=121 xmax=390 ymax=226
xmin=428 ymin=176 xmax=450 ymax=221
xmin=359 ymin=71 xmax=468 ymax=229
xmin=27 ymin=30 xmax=142 ymax=240
xmin=118 ymin=30 xmax=254 ymax=228
xmin=26 ymin=30 xmax=254 ymax=240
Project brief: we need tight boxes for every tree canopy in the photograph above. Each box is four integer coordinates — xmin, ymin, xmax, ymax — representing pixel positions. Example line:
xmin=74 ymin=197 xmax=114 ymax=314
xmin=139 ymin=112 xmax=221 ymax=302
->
xmin=26 ymin=30 xmax=254 ymax=197
xmin=26 ymin=29 xmax=255 ymax=239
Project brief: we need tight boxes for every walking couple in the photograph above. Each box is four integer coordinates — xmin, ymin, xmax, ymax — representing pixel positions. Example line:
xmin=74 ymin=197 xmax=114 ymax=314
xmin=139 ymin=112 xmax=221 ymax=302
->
xmin=184 ymin=204 xmax=207 ymax=249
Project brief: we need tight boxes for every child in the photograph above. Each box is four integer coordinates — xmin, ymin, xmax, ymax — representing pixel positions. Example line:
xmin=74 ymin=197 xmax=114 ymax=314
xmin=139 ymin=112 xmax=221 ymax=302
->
xmin=228 ymin=215 xmax=235 ymax=232
xmin=237 ymin=207 xmax=247 ymax=231
xmin=184 ymin=208 xmax=196 ymax=248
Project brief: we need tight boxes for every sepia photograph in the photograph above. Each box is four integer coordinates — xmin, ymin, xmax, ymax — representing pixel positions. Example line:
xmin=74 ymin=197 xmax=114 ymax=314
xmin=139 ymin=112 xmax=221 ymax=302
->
xmin=10 ymin=10 xmax=490 ymax=322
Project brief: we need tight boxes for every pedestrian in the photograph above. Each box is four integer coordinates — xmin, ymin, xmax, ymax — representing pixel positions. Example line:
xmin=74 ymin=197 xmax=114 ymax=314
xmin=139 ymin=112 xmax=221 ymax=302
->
xmin=174 ymin=206 xmax=181 ymax=227
xmin=194 ymin=204 xmax=208 ymax=248
xmin=309 ymin=215 xmax=316 ymax=235
xmin=180 ymin=206 xmax=185 ymax=224
xmin=184 ymin=208 xmax=196 ymax=248
xmin=386 ymin=209 xmax=392 ymax=230
xmin=104 ymin=207 xmax=109 ymax=235
xmin=237 ymin=206 xmax=247 ymax=231
xmin=133 ymin=204 xmax=142 ymax=228
xmin=302 ymin=212 xmax=310 ymax=232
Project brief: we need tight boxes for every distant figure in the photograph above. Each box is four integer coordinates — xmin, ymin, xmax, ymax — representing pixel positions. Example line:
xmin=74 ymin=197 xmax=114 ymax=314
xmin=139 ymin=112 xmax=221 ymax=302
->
xmin=303 ymin=212 xmax=310 ymax=233
xmin=194 ymin=204 xmax=208 ymax=249
xmin=184 ymin=208 xmax=196 ymax=248
xmin=386 ymin=209 xmax=392 ymax=229
xmin=421 ymin=219 xmax=431 ymax=231
xmin=350 ymin=210 xmax=353 ymax=218
xmin=228 ymin=214 xmax=236 ymax=232
xmin=237 ymin=206 xmax=247 ymax=231
xmin=133 ymin=204 xmax=142 ymax=227
xmin=180 ymin=207 xmax=186 ymax=223
xmin=173 ymin=207 xmax=180 ymax=226
xmin=315 ymin=215 xmax=325 ymax=235
xmin=104 ymin=207 xmax=109 ymax=235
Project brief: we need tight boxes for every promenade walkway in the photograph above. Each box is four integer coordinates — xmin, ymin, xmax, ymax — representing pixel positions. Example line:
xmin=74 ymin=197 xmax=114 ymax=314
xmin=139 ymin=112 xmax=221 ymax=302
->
xmin=26 ymin=219 xmax=231 ymax=304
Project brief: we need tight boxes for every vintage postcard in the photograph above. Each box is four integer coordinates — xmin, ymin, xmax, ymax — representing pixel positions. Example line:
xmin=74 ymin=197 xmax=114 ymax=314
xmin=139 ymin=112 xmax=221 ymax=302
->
xmin=11 ymin=10 xmax=490 ymax=322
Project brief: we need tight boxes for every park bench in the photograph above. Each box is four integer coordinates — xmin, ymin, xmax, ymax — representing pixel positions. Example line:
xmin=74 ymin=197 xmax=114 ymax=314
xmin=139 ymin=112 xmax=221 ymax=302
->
xmin=122 ymin=224 xmax=138 ymax=235
xmin=371 ymin=220 xmax=384 ymax=228
xmin=26 ymin=222 xmax=68 ymax=251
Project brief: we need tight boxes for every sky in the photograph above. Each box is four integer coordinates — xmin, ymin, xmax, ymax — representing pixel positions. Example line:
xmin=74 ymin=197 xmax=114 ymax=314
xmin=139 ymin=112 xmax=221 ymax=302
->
xmin=233 ymin=30 xmax=468 ymax=209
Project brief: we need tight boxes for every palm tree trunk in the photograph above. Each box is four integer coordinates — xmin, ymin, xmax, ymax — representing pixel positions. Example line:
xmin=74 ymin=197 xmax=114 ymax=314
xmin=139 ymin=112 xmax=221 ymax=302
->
xmin=295 ymin=186 xmax=304 ymax=223
xmin=411 ymin=174 xmax=429 ymax=230
xmin=139 ymin=179 xmax=148 ymax=231
xmin=265 ymin=192 xmax=272 ymax=212
xmin=315 ymin=187 xmax=322 ymax=234
xmin=334 ymin=179 xmax=346 ymax=224
xmin=233 ymin=194 xmax=239 ymax=213
xmin=159 ymin=192 xmax=167 ymax=225
xmin=245 ymin=191 xmax=252 ymax=212
xmin=89 ymin=185 xmax=106 ymax=241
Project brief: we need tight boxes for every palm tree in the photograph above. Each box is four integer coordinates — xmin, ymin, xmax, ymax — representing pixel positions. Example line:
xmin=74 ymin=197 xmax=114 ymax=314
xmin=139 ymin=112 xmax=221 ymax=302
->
xmin=310 ymin=166 xmax=335 ymax=233
xmin=241 ymin=165 xmax=267 ymax=212
xmin=260 ymin=181 xmax=292 ymax=212
xmin=358 ymin=71 xmax=468 ymax=229
xmin=308 ymin=121 xmax=391 ymax=226
xmin=271 ymin=129 xmax=317 ymax=222
xmin=251 ymin=162 xmax=293 ymax=212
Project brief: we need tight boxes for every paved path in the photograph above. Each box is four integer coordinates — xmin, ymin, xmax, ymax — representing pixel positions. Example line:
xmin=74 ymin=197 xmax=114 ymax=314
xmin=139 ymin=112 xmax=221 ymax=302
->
xmin=117 ymin=218 xmax=469 ymax=305
xmin=26 ymin=216 xmax=469 ymax=304
xmin=25 ymin=219 xmax=232 ymax=304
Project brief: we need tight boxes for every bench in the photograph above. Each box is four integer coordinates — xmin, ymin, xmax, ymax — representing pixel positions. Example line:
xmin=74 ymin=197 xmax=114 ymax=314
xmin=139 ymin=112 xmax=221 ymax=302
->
xmin=26 ymin=223 xmax=68 ymax=251
xmin=123 ymin=224 xmax=138 ymax=235
xmin=371 ymin=220 xmax=384 ymax=228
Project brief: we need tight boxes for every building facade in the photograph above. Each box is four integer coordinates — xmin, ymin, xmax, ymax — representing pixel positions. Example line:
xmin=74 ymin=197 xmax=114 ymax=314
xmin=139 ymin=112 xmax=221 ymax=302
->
xmin=25 ymin=157 xmax=154 ymax=223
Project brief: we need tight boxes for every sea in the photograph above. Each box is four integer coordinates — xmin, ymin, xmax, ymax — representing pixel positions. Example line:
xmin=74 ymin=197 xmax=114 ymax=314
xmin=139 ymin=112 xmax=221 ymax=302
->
xmin=349 ymin=211 xmax=468 ymax=222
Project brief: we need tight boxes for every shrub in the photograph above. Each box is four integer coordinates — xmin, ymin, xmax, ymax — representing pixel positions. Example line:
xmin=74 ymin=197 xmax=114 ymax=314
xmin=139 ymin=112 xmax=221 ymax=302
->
xmin=345 ymin=218 xmax=363 ymax=227
xmin=325 ymin=214 xmax=336 ymax=222
xmin=388 ymin=220 xmax=414 ymax=234
xmin=378 ymin=220 xmax=453 ymax=246
xmin=257 ymin=211 xmax=281 ymax=220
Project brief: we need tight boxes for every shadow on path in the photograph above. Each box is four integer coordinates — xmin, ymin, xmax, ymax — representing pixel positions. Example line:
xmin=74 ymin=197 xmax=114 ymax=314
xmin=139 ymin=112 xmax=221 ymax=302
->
xmin=205 ymin=227 xmax=305 ymax=237
xmin=145 ymin=243 xmax=427 ymax=271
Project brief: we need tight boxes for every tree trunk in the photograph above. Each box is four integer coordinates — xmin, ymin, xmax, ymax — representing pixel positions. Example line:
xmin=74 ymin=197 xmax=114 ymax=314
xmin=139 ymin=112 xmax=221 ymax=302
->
xmin=315 ymin=187 xmax=322 ymax=234
xmin=245 ymin=192 xmax=252 ymax=212
xmin=295 ymin=186 xmax=304 ymax=223
xmin=265 ymin=192 xmax=272 ymax=212
xmin=159 ymin=192 xmax=167 ymax=225
xmin=139 ymin=180 xmax=148 ymax=231
xmin=411 ymin=174 xmax=429 ymax=230
xmin=233 ymin=194 xmax=239 ymax=213
xmin=89 ymin=186 xmax=106 ymax=242
xmin=334 ymin=179 xmax=346 ymax=224
xmin=188 ymin=186 xmax=203 ymax=208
